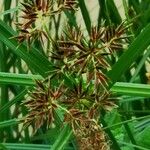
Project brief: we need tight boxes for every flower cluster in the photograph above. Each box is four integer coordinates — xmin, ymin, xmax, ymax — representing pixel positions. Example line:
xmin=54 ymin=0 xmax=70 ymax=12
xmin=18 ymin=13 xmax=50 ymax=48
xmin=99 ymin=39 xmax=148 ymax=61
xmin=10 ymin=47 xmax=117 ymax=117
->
xmin=20 ymin=1 xmax=130 ymax=149
xmin=64 ymin=108 xmax=110 ymax=150
xmin=22 ymin=80 xmax=63 ymax=133
xmin=16 ymin=0 xmax=78 ymax=45
xmin=51 ymin=23 xmax=129 ymax=91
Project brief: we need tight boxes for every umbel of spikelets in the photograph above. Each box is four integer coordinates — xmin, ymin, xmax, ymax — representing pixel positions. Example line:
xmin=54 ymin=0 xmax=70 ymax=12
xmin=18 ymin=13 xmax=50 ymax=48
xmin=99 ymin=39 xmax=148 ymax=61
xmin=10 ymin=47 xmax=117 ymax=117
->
xmin=15 ymin=0 xmax=78 ymax=45
xmin=21 ymin=80 xmax=63 ymax=133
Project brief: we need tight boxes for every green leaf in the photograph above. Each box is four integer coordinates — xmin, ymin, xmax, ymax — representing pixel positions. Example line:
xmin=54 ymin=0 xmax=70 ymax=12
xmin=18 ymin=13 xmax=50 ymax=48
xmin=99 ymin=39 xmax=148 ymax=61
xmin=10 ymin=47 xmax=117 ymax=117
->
xmin=105 ymin=0 xmax=122 ymax=25
xmin=1 ymin=143 xmax=74 ymax=150
xmin=0 ymin=143 xmax=8 ymax=150
xmin=0 ymin=89 xmax=27 ymax=114
xmin=51 ymin=124 xmax=72 ymax=150
xmin=111 ymin=82 xmax=150 ymax=97
xmin=0 ymin=72 xmax=43 ymax=86
xmin=130 ymin=47 xmax=150 ymax=82
xmin=135 ymin=126 xmax=150 ymax=149
xmin=0 ymin=119 xmax=19 ymax=128
xmin=103 ymin=115 xmax=150 ymax=130
xmin=118 ymin=141 xmax=150 ymax=150
xmin=101 ymin=118 xmax=121 ymax=150
xmin=64 ymin=11 xmax=78 ymax=28
xmin=107 ymin=23 xmax=150 ymax=84
xmin=78 ymin=0 xmax=91 ymax=34
xmin=2 ymin=72 xmax=150 ymax=98
xmin=1 ymin=143 xmax=50 ymax=150
xmin=0 ymin=6 xmax=20 ymax=17
xmin=0 ymin=20 xmax=53 ymax=77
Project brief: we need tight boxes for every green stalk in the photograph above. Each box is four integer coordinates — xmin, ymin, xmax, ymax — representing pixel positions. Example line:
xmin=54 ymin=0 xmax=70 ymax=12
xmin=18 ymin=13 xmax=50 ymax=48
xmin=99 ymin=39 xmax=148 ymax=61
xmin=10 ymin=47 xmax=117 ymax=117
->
xmin=121 ymin=115 xmax=138 ymax=150
xmin=78 ymin=0 xmax=91 ymax=34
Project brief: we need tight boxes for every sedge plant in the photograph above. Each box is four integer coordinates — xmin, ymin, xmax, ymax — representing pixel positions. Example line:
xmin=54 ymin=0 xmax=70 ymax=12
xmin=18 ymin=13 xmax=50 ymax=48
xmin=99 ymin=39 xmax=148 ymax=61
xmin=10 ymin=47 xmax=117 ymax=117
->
xmin=1 ymin=0 xmax=150 ymax=150
xmin=16 ymin=0 xmax=130 ymax=149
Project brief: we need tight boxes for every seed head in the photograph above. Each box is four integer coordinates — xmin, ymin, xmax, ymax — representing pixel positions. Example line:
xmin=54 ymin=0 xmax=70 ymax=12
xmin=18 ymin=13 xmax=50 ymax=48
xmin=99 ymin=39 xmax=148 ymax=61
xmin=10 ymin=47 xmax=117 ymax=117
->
xmin=22 ymin=80 xmax=62 ymax=133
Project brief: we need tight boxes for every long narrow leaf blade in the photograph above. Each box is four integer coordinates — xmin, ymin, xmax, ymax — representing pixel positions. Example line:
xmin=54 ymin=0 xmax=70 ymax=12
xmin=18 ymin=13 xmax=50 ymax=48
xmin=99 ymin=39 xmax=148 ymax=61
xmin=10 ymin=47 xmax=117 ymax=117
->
xmin=1 ymin=143 xmax=74 ymax=150
xmin=111 ymin=82 xmax=150 ymax=97
xmin=0 ymin=119 xmax=19 ymax=128
xmin=51 ymin=125 xmax=72 ymax=150
xmin=0 ymin=20 xmax=53 ymax=76
xmin=2 ymin=72 xmax=150 ymax=98
xmin=107 ymin=23 xmax=150 ymax=84
xmin=0 ymin=72 xmax=43 ymax=86
xmin=0 ymin=89 xmax=27 ymax=113
xmin=78 ymin=0 xmax=91 ymax=34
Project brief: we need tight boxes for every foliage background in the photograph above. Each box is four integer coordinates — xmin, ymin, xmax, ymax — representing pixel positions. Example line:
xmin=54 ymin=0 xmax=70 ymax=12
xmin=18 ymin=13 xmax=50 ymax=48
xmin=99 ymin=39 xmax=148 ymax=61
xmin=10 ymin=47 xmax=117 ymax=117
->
xmin=0 ymin=0 xmax=150 ymax=150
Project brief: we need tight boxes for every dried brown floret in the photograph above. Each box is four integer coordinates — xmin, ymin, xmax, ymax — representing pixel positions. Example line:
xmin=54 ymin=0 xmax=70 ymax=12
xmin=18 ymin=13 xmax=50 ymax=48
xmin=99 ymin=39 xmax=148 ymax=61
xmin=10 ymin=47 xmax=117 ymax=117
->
xmin=22 ymin=80 xmax=63 ymax=133
xmin=15 ymin=0 xmax=78 ymax=46
xmin=64 ymin=109 xmax=110 ymax=150
xmin=58 ymin=0 xmax=78 ymax=10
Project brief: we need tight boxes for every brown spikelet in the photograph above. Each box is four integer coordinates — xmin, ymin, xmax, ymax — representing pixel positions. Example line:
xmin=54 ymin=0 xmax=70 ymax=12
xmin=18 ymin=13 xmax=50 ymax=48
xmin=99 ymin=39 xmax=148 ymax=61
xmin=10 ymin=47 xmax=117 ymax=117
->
xmin=58 ymin=0 xmax=78 ymax=10
xmin=76 ymin=126 xmax=110 ymax=150
xmin=64 ymin=108 xmax=110 ymax=150
xmin=101 ymin=21 xmax=131 ymax=53
xmin=22 ymin=79 xmax=63 ymax=133
xmin=51 ymin=22 xmax=130 ymax=91
xmin=15 ymin=0 xmax=51 ymax=45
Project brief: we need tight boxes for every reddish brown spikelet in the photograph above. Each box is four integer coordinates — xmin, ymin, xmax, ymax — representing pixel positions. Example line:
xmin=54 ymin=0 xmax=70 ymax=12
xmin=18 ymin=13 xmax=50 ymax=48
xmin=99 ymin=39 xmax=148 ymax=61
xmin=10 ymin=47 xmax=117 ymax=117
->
xmin=22 ymin=80 xmax=63 ymax=133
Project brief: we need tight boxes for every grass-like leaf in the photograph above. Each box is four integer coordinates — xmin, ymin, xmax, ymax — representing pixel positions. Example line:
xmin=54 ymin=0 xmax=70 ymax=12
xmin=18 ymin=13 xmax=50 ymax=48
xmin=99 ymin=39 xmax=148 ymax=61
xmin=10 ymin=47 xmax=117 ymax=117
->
xmin=108 ymin=23 xmax=150 ymax=84
xmin=0 ymin=6 xmax=20 ymax=17
xmin=78 ymin=0 xmax=91 ymax=34
xmin=1 ymin=143 xmax=74 ymax=150
xmin=0 ymin=20 xmax=53 ymax=77
xmin=111 ymin=82 xmax=150 ymax=97
xmin=0 ymin=89 xmax=27 ymax=114
xmin=0 ymin=72 xmax=43 ymax=86
xmin=51 ymin=124 xmax=72 ymax=150
xmin=118 ymin=141 xmax=150 ymax=150
xmin=0 ymin=119 xmax=19 ymax=128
